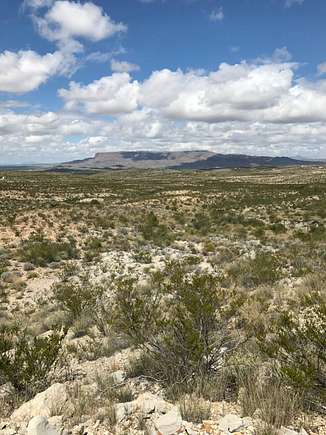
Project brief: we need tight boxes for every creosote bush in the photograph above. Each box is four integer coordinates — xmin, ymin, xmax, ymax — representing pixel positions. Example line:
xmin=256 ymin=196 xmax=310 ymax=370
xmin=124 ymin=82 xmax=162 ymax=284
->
xmin=227 ymin=253 xmax=282 ymax=288
xmin=139 ymin=211 xmax=173 ymax=245
xmin=0 ymin=325 xmax=64 ymax=398
xmin=258 ymin=290 xmax=326 ymax=410
xmin=114 ymin=263 xmax=236 ymax=397
xmin=53 ymin=278 xmax=104 ymax=321
xmin=19 ymin=232 xmax=78 ymax=266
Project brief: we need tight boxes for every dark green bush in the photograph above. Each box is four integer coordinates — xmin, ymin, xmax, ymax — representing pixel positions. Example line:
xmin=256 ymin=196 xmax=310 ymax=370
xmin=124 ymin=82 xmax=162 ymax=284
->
xmin=258 ymin=291 xmax=326 ymax=410
xmin=113 ymin=265 xmax=235 ymax=396
xmin=0 ymin=325 xmax=63 ymax=398
xmin=19 ymin=233 xmax=78 ymax=266
xmin=228 ymin=253 xmax=282 ymax=288
xmin=52 ymin=278 xmax=105 ymax=323
xmin=139 ymin=212 xmax=173 ymax=245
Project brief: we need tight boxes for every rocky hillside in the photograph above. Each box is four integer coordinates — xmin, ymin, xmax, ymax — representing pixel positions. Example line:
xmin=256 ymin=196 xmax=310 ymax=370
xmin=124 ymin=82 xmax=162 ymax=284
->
xmin=55 ymin=151 xmax=319 ymax=170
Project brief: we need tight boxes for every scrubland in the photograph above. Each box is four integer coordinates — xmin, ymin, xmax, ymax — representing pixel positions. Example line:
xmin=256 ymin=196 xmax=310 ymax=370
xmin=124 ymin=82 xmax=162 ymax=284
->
xmin=0 ymin=166 xmax=325 ymax=435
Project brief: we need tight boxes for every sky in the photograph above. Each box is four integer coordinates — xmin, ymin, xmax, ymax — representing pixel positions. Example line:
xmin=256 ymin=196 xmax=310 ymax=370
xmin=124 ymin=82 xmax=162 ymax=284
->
xmin=1 ymin=0 xmax=326 ymax=163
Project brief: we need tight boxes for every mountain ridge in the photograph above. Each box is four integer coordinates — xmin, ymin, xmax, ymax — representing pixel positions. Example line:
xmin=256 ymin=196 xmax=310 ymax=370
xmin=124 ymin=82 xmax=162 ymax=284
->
xmin=56 ymin=150 xmax=323 ymax=171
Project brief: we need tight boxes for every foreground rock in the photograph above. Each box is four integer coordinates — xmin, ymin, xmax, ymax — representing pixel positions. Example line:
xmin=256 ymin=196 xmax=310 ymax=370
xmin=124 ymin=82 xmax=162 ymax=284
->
xmin=148 ymin=407 xmax=183 ymax=435
xmin=114 ymin=393 xmax=184 ymax=434
xmin=27 ymin=416 xmax=62 ymax=435
xmin=11 ymin=384 xmax=68 ymax=422
xmin=218 ymin=414 xmax=245 ymax=434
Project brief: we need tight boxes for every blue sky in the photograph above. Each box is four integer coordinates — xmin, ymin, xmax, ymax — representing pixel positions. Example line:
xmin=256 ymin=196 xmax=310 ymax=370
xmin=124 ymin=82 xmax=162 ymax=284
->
xmin=0 ymin=0 xmax=326 ymax=163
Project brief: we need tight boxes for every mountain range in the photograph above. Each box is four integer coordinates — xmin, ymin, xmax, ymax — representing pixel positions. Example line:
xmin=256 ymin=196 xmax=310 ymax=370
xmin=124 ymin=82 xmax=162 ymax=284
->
xmin=54 ymin=151 xmax=324 ymax=171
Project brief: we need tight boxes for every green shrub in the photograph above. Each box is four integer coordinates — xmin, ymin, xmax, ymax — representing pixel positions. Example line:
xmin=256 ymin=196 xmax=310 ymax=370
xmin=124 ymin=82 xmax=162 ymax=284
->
xmin=52 ymin=277 xmax=105 ymax=324
xmin=228 ymin=253 xmax=282 ymax=288
xmin=139 ymin=212 xmax=173 ymax=245
xmin=258 ymin=291 xmax=326 ymax=410
xmin=0 ymin=325 xmax=63 ymax=398
xmin=113 ymin=264 xmax=235 ymax=396
xmin=19 ymin=233 xmax=78 ymax=266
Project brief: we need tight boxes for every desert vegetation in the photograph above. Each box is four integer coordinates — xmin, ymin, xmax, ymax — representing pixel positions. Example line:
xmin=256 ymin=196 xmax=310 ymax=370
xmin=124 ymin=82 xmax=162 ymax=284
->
xmin=0 ymin=166 xmax=325 ymax=434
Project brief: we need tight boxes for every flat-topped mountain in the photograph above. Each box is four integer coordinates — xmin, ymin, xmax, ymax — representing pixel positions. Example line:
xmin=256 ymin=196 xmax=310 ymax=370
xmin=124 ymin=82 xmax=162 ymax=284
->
xmin=56 ymin=150 xmax=321 ymax=170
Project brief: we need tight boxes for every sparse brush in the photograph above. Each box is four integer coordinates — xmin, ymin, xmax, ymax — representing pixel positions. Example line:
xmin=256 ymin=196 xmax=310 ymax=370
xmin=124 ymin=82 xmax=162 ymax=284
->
xmin=179 ymin=394 xmax=211 ymax=423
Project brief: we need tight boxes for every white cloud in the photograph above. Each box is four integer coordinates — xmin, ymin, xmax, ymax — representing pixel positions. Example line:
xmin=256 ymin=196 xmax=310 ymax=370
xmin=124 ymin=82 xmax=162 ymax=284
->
xmin=3 ymin=49 xmax=326 ymax=163
xmin=59 ymin=61 xmax=297 ymax=122
xmin=110 ymin=59 xmax=140 ymax=73
xmin=0 ymin=50 xmax=64 ymax=93
xmin=35 ymin=1 xmax=127 ymax=43
xmin=285 ymin=0 xmax=304 ymax=8
xmin=2 ymin=106 xmax=326 ymax=164
xmin=58 ymin=57 xmax=326 ymax=127
xmin=209 ymin=7 xmax=224 ymax=22
xmin=59 ymin=73 xmax=140 ymax=114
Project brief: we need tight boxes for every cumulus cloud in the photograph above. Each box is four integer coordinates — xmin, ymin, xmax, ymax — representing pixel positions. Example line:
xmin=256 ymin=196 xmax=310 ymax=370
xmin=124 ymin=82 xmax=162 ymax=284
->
xmin=21 ymin=2 xmax=128 ymax=83
xmin=209 ymin=7 xmax=224 ymax=22
xmin=0 ymin=50 xmax=64 ymax=93
xmin=59 ymin=73 xmax=140 ymax=114
xmin=110 ymin=59 xmax=140 ymax=73
xmin=34 ymin=1 xmax=127 ymax=43
xmin=3 ymin=48 xmax=326 ymax=163
xmin=2 ymin=106 xmax=326 ymax=164
xmin=59 ymin=61 xmax=300 ymax=122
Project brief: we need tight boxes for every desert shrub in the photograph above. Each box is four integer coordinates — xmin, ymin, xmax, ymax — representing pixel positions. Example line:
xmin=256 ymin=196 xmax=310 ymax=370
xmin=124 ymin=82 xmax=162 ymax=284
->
xmin=0 ymin=325 xmax=64 ymax=398
xmin=52 ymin=276 xmax=108 ymax=330
xmin=258 ymin=291 xmax=326 ymax=410
xmin=133 ymin=249 xmax=152 ymax=264
xmin=191 ymin=212 xmax=211 ymax=234
xmin=269 ymin=222 xmax=286 ymax=234
xmin=227 ymin=253 xmax=282 ymax=288
xmin=19 ymin=233 xmax=78 ymax=266
xmin=83 ymin=236 xmax=105 ymax=262
xmin=139 ymin=211 xmax=173 ymax=245
xmin=113 ymin=264 xmax=236 ymax=397
xmin=113 ymin=272 xmax=165 ymax=345
xmin=66 ymin=382 xmax=117 ymax=428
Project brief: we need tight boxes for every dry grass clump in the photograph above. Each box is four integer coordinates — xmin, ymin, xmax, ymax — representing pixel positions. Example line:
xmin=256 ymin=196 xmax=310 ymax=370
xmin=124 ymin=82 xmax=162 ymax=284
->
xmin=179 ymin=394 xmax=211 ymax=423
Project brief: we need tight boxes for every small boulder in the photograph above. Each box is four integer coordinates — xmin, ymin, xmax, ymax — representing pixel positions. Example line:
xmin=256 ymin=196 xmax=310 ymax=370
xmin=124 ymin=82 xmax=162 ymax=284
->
xmin=111 ymin=370 xmax=125 ymax=384
xmin=218 ymin=414 xmax=244 ymax=434
xmin=136 ymin=393 xmax=171 ymax=415
xmin=277 ymin=428 xmax=299 ymax=435
xmin=149 ymin=407 xmax=183 ymax=435
xmin=11 ymin=384 xmax=68 ymax=422
xmin=23 ymin=263 xmax=35 ymax=271
xmin=27 ymin=416 xmax=60 ymax=435
xmin=114 ymin=402 xmax=136 ymax=422
xmin=48 ymin=262 xmax=61 ymax=270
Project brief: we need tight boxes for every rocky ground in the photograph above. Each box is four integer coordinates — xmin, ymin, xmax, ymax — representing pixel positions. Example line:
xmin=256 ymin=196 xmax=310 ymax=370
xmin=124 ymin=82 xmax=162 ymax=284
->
xmin=0 ymin=167 xmax=325 ymax=435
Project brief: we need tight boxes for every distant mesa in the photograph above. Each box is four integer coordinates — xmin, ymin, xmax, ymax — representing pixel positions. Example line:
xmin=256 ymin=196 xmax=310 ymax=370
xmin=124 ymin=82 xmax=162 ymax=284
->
xmin=55 ymin=150 xmax=323 ymax=171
